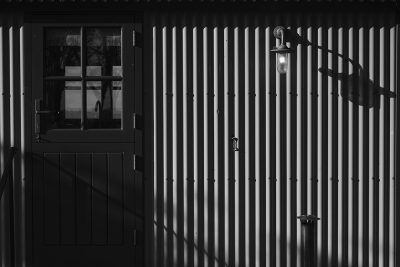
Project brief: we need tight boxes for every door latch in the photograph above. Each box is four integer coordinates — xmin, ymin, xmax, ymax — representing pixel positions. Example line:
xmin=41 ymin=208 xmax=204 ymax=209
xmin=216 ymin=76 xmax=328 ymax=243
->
xmin=232 ymin=137 xmax=239 ymax=151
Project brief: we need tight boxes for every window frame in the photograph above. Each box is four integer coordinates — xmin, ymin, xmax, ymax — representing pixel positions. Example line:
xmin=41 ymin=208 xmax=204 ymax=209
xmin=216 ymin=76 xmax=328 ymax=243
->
xmin=31 ymin=22 xmax=136 ymax=143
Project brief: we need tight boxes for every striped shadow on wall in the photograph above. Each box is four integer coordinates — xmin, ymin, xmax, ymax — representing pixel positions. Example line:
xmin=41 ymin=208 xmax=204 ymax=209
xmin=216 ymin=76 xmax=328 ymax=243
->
xmin=149 ymin=12 xmax=398 ymax=267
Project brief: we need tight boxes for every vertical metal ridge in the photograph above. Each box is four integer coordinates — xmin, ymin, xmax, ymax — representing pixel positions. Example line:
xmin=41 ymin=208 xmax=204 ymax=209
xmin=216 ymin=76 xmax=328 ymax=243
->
xmin=316 ymin=20 xmax=323 ymax=267
xmin=349 ymin=22 xmax=356 ymax=267
xmin=211 ymin=17 xmax=219 ymax=267
xmin=254 ymin=18 xmax=261 ymax=267
xmin=181 ymin=19 xmax=188 ymax=267
xmin=233 ymin=20 xmax=240 ymax=267
xmin=171 ymin=19 xmax=179 ymax=266
xmin=327 ymin=19 xmax=333 ymax=267
xmin=286 ymin=21 xmax=292 ymax=267
xmin=288 ymin=16 xmax=297 ymax=267
xmin=269 ymin=16 xmax=276 ymax=267
xmin=186 ymin=19 xmax=195 ymax=267
xmin=368 ymin=16 xmax=381 ymax=266
xmin=227 ymin=18 xmax=235 ymax=267
xmin=178 ymin=17 xmax=188 ymax=266
xmin=331 ymin=18 xmax=339 ymax=267
xmin=375 ymin=21 xmax=382 ymax=267
xmin=388 ymin=23 xmax=395 ymax=267
xmin=192 ymin=20 xmax=199 ymax=267
xmin=380 ymin=18 xmax=390 ymax=267
xmin=238 ymin=19 xmax=246 ymax=267
xmin=296 ymin=20 xmax=302 ymax=267
xmin=370 ymin=18 xmax=377 ymax=267
xmin=367 ymin=19 xmax=374 ymax=267
xmin=358 ymin=17 xmax=365 ymax=267
xmin=202 ymin=22 xmax=209 ymax=267
xmin=383 ymin=19 xmax=392 ymax=267
xmin=175 ymin=18 xmax=184 ymax=267
xmin=206 ymin=17 xmax=215 ymax=267
xmin=258 ymin=17 xmax=266 ymax=267
xmin=281 ymin=16 xmax=287 ymax=267
xmin=223 ymin=16 xmax=230 ymax=267
xmin=265 ymin=23 xmax=271 ymax=267
xmin=244 ymin=19 xmax=250 ymax=267
xmin=342 ymin=18 xmax=350 ymax=267
xmin=152 ymin=21 xmax=157 ymax=267
xmin=155 ymin=17 xmax=165 ymax=267
xmin=275 ymin=24 xmax=281 ymax=267
xmin=197 ymin=18 xmax=205 ymax=267
xmin=165 ymin=17 xmax=174 ymax=267
xmin=248 ymin=18 xmax=256 ymax=267
xmin=217 ymin=16 xmax=225 ymax=267
xmin=337 ymin=20 xmax=344 ymax=267
xmin=311 ymin=18 xmax=319 ymax=220
xmin=306 ymin=24 xmax=312 ymax=215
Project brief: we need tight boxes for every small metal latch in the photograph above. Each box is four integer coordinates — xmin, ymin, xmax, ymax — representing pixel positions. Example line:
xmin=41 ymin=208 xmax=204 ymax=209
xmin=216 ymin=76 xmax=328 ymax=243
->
xmin=232 ymin=137 xmax=239 ymax=151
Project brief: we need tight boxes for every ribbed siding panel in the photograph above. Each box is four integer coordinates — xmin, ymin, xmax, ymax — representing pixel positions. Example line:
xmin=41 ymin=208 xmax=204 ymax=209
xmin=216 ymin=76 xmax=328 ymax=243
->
xmin=0 ymin=13 xmax=25 ymax=267
xmin=151 ymin=13 xmax=398 ymax=267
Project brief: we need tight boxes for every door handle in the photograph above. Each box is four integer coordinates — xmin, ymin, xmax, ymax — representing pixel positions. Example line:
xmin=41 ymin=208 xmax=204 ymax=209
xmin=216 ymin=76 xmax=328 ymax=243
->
xmin=34 ymin=99 xmax=59 ymax=142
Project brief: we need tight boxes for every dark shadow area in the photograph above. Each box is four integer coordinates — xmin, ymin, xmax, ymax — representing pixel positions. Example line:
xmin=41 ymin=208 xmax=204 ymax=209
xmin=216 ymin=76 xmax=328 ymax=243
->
xmin=289 ymin=29 xmax=396 ymax=108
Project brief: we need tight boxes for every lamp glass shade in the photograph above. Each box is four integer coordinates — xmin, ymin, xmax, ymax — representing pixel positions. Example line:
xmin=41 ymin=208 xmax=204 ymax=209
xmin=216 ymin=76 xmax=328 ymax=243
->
xmin=276 ymin=52 xmax=288 ymax=74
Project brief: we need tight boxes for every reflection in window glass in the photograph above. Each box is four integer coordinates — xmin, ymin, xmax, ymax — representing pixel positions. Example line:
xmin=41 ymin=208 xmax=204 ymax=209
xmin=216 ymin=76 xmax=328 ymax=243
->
xmin=86 ymin=28 xmax=122 ymax=76
xmin=45 ymin=28 xmax=81 ymax=76
xmin=43 ymin=27 xmax=125 ymax=131
xmin=86 ymin=81 xmax=122 ymax=129
xmin=44 ymin=81 xmax=82 ymax=129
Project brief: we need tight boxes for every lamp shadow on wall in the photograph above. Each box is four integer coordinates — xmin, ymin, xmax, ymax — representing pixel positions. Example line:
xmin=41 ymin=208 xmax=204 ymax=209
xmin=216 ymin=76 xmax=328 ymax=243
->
xmin=288 ymin=30 xmax=396 ymax=108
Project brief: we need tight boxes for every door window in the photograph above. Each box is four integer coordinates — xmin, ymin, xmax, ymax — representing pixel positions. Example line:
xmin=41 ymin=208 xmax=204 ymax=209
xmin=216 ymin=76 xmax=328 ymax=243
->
xmin=44 ymin=27 xmax=123 ymax=130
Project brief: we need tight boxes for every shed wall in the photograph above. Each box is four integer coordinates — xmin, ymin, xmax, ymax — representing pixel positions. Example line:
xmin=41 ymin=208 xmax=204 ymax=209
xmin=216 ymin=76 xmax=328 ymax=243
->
xmin=0 ymin=10 xmax=399 ymax=267
xmin=150 ymin=12 xmax=399 ymax=267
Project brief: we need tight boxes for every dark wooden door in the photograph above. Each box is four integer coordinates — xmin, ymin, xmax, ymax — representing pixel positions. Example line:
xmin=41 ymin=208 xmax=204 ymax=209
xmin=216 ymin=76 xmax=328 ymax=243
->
xmin=30 ymin=21 xmax=142 ymax=267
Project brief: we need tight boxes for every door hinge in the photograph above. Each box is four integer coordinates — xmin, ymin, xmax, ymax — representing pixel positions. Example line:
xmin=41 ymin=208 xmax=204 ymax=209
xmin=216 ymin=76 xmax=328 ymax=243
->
xmin=132 ymin=30 xmax=142 ymax=48
xmin=133 ymin=113 xmax=144 ymax=130
xmin=133 ymin=154 xmax=144 ymax=173
xmin=133 ymin=229 xmax=137 ymax=246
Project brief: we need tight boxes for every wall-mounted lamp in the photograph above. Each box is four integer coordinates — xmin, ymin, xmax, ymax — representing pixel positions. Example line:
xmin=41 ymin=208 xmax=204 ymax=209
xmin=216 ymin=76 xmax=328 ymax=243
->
xmin=270 ymin=26 xmax=294 ymax=74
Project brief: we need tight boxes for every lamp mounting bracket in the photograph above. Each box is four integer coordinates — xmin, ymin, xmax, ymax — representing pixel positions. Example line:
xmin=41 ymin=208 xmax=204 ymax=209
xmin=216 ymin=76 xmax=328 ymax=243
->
xmin=273 ymin=26 xmax=285 ymax=39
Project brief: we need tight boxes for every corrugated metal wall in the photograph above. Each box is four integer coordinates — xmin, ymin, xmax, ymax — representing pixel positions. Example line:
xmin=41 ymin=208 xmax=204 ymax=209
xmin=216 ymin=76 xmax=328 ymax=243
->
xmin=150 ymin=12 xmax=399 ymax=267
xmin=0 ymin=13 xmax=26 ymax=267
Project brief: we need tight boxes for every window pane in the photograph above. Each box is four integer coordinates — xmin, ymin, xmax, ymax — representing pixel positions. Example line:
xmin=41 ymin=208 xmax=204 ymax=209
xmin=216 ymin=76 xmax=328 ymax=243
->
xmin=86 ymin=28 xmax=122 ymax=77
xmin=45 ymin=28 xmax=81 ymax=76
xmin=86 ymin=80 xmax=122 ymax=129
xmin=44 ymin=81 xmax=82 ymax=129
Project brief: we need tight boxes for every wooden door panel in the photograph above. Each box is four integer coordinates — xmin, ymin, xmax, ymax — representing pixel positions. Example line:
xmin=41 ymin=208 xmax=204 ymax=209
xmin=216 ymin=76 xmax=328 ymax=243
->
xmin=34 ymin=150 xmax=132 ymax=247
